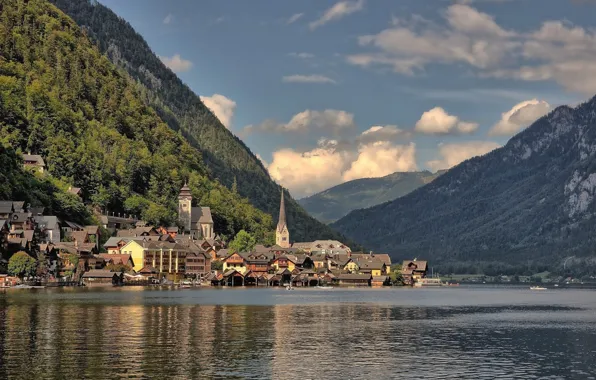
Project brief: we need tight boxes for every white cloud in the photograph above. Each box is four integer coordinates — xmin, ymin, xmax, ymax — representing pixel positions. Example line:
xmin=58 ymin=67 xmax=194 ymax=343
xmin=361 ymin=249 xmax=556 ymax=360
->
xmin=267 ymin=138 xmax=417 ymax=197
xmin=288 ymin=52 xmax=315 ymax=59
xmin=287 ymin=13 xmax=304 ymax=24
xmin=426 ymin=141 xmax=501 ymax=171
xmin=343 ymin=142 xmax=417 ymax=181
xmin=243 ymin=109 xmax=355 ymax=135
xmin=348 ymin=4 xmax=596 ymax=95
xmin=309 ymin=0 xmax=365 ymax=30
xmin=489 ymin=99 xmax=551 ymax=136
xmin=282 ymin=74 xmax=336 ymax=84
xmin=357 ymin=125 xmax=410 ymax=144
xmin=200 ymin=94 xmax=237 ymax=129
xmin=159 ymin=54 xmax=193 ymax=73
xmin=163 ymin=14 xmax=174 ymax=25
xmin=414 ymin=107 xmax=478 ymax=135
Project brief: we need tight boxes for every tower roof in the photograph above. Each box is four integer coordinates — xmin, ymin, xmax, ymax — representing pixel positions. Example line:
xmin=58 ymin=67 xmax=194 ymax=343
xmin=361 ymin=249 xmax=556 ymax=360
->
xmin=277 ymin=190 xmax=287 ymax=232
xmin=179 ymin=182 xmax=192 ymax=198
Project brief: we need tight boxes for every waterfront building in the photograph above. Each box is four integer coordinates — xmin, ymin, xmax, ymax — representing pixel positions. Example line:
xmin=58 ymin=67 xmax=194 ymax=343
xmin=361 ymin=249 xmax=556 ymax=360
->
xmin=401 ymin=260 xmax=428 ymax=285
xmin=118 ymin=239 xmax=189 ymax=280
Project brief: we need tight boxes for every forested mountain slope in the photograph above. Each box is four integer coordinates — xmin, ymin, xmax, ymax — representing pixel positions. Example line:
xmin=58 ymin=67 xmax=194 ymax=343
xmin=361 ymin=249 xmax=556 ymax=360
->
xmin=333 ymin=97 xmax=596 ymax=275
xmin=299 ymin=171 xmax=444 ymax=223
xmin=0 ymin=0 xmax=272 ymax=241
xmin=49 ymin=0 xmax=350 ymax=243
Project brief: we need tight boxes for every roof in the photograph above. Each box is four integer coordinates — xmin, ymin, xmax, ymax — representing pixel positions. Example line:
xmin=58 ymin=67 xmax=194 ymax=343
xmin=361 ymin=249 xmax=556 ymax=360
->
xmin=372 ymin=276 xmax=389 ymax=282
xmin=179 ymin=182 xmax=192 ymax=198
xmin=30 ymin=207 xmax=45 ymax=216
xmin=166 ymin=226 xmax=179 ymax=233
xmin=355 ymin=260 xmax=385 ymax=270
xmin=337 ymin=274 xmax=371 ymax=281
xmin=0 ymin=220 xmax=6 ymax=230
xmin=68 ymin=231 xmax=88 ymax=244
xmin=68 ymin=187 xmax=81 ymax=195
xmin=85 ymin=225 xmax=99 ymax=235
xmin=402 ymin=260 xmax=428 ymax=272
xmin=98 ymin=254 xmax=133 ymax=266
xmin=9 ymin=213 xmax=29 ymax=223
xmin=139 ymin=265 xmax=159 ymax=274
xmin=83 ymin=270 xmax=118 ymax=279
xmin=23 ymin=230 xmax=34 ymax=242
xmin=36 ymin=216 xmax=59 ymax=230
xmin=64 ymin=220 xmax=84 ymax=230
xmin=191 ymin=207 xmax=213 ymax=224
xmin=216 ymin=248 xmax=230 ymax=258
xmin=22 ymin=154 xmax=45 ymax=166
xmin=116 ymin=227 xmax=158 ymax=237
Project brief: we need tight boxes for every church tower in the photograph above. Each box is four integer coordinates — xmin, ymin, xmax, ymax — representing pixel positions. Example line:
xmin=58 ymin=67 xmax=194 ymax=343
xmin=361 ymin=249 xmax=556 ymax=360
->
xmin=178 ymin=182 xmax=192 ymax=232
xmin=276 ymin=190 xmax=290 ymax=248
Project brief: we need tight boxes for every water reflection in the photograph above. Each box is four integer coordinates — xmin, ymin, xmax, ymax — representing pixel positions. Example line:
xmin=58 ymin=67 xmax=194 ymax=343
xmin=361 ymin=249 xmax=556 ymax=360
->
xmin=0 ymin=289 xmax=594 ymax=379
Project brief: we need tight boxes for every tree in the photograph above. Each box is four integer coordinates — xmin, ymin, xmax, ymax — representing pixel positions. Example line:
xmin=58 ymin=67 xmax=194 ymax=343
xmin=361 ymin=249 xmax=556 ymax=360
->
xmin=229 ymin=230 xmax=256 ymax=253
xmin=8 ymin=251 xmax=37 ymax=279
xmin=106 ymin=263 xmax=131 ymax=273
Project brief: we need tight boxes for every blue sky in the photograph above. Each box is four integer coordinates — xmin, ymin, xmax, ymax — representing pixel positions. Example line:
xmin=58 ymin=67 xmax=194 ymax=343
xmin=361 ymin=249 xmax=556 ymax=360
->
xmin=99 ymin=0 xmax=594 ymax=197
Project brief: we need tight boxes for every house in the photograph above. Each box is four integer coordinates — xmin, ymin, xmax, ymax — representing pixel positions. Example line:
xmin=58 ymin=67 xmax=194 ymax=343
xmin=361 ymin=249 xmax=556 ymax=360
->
xmin=178 ymin=183 xmax=214 ymax=240
xmin=66 ymin=230 xmax=89 ymax=245
xmin=355 ymin=260 xmax=386 ymax=277
xmin=401 ymin=260 xmax=428 ymax=285
xmin=68 ymin=186 xmax=82 ymax=199
xmin=118 ymin=240 xmax=190 ymax=280
xmin=336 ymin=273 xmax=371 ymax=286
xmin=82 ymin=270 xmax=120 ymax=285
xmin=35 ymin=216 xmax=61 ymax=243
xmin=241 ymin=252 xmax=273 ymax=275
xmin=311 ymin=254 xmax=327 ymax=269
xmin=372 ymin=276 xmax=390 ymax=286
xmin=185 ymin=251 xmax=210 ymax=278
xmin=222 ymin=269 xmax=244 ymax=286
xmin=98 ymin=254 xmax=134 ymax=268
xmin=270 ymin=255 xmax=296 ymax=272
xmin=222 ymin=252 xmax=247 ymax=274
xmin=157 ymin=226 xmax=179 ymax=239
xmin=352 ymin=253 xmax=392 ymax=274
xmin=117 ymin=226 xmax=159 ymax=237
xmin=22 ymin=153 xmax=45 ymax=173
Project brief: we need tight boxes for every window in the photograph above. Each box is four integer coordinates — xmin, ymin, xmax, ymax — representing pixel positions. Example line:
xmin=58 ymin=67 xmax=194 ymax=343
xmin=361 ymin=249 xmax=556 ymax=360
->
xmin=282 ymin=237 xmax=286 ymax=241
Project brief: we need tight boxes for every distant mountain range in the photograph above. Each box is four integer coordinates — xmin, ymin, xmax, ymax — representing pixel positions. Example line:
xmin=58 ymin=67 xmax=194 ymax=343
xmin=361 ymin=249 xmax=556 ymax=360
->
xmin=299 ymin=171 xmax=445 ymax=223
xmin=332 ymin=96 xmax=596 ymax=276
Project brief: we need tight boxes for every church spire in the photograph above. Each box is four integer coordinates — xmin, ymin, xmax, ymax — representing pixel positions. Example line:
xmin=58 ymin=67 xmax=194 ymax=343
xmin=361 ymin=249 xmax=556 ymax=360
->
xmin=276 ymin=189 xmax=290 ymax=248
xmin=277 ymin=190 xmax=286 ymax=232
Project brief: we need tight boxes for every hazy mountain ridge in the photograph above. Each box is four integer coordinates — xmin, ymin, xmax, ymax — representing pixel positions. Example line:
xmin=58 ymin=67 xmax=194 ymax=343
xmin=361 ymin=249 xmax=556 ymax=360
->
xmin=332 ymin=97 xmax=596 ymax=274
xmin=299 ymin=171 xmax=444 ymax=223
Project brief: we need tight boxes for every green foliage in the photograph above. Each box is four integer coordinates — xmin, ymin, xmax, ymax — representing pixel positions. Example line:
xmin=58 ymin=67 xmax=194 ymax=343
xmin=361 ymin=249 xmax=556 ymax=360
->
xmin=211 ymin=261 xmax=223 ymax=271
xmin=66 ymin=253 xmax=79 ymax=267
xmin=299 ymin=171 xmax=443 ymax=223
xmin=0 ymin=0 xmax=272 ymax=239
xmin=49 ymin=0 xmax=357 ymax=244
xmin=8 ymin=251 xmax=37 ymax=279
xmin=228 ymin=230 xmax=256 ymax=253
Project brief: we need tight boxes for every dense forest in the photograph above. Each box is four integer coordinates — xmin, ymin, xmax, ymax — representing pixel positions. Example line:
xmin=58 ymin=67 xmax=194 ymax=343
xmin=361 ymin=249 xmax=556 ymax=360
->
xmin=299 ymin=170 xmax=444 ymax=223
xmin=0 ymin=0 xmax=273 ymax=241
xmin=333 ymin=98 xmax=596 ymax=276
xmin=48 ymin=0 xmax=353 ymax=244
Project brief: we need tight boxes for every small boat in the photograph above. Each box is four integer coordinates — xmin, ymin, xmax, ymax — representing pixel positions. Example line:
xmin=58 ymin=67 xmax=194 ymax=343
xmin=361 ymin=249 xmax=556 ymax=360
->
xmin=12 ymin=284 xmax=35 ymax=289
xmin=530 ymin=286 xmax=547 ymax=290
xmin=286 ymin=285 xmax=294 ymax=290
xmin=315 ymin=285 xmax=333 ymax=289
xmin=554 ymin=284 xmax=559 ymax=287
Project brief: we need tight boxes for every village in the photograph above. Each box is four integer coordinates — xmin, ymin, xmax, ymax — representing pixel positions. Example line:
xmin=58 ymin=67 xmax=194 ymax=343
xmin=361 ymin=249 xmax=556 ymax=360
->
xmin=0 ymin=154 xmax=430 ymax=289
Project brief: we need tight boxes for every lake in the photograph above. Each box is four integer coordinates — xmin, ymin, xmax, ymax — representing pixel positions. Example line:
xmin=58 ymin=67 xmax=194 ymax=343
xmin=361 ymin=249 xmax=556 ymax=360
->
xmin=0 ymin=286 xmax=595 ymax=379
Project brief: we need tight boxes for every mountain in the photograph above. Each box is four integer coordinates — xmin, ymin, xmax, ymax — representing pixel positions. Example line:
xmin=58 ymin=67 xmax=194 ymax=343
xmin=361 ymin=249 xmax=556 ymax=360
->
xmin=299 ymin=171 xmax=444 ymax=223
xmin=0 ymin=0 xmax=273 ymax=240
xmin=333 ymin=97 xmax=596 ymax=276
xmin=48 ymin=0 xmax=351 ymax=244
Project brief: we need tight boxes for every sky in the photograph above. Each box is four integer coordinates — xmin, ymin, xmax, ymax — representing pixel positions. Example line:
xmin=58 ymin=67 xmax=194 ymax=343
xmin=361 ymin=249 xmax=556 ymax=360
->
xmin=98 ymin=0 xmax=596 ymax=198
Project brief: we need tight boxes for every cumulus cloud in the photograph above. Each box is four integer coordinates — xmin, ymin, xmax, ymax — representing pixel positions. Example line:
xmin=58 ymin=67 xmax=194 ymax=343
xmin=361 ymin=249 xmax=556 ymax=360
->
xmin=163 ymin=14 xmax=174 ymax=25
xmin=200 ymin=94 xmax=237 ymax=129
xmin=267 ymin=138 xmax=417 ymax=197
xmin=287 ymin=13 xmax=304 ymax=24
xmin=426 ymin=141 xmax=501 ymax=171
xmin=159 ymin=54 xmax=193 ymax=73
xmin=282 ymin=74 xmax=336 ymax=84
xmin=343 ymin=142 xmax=417 ymax=181
xmin=243 ymin=109 xmax=355 ymax=135
xmin=357 ymin=125 xmax=410 ymax=144
xmin=309 ymin=0 xmax=365 ymax=30
xmin=414 ymin=107 xmax=479 ymax=135
xmin=348 ymin=4 xmax=596 ymax=94
xmin=489 ymin=99 xmax=551 ymax=136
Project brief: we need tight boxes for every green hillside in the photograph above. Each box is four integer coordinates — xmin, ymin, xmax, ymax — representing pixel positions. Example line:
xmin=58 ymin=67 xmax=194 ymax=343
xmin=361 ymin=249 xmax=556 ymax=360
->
xmin=299 ymin=171 xmax=444 ymax=223
xmin=0 ymin=0 xmax=272 ymax=241
xmin=49 ymin=0 xmax=352 ymax=244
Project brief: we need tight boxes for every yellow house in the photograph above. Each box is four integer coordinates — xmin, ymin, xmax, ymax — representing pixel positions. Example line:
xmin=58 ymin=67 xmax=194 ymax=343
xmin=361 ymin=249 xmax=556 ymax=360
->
xmin=270 ymin=256 xmax=296 ymax=272
xmin=119 ymin=240 xmax=189 ymax=280
xmin=355 ymin=260 xmax=386 ymax=277
xmin=222 ymin=252 xmax=248 ymax=274
xmin=344 ymin=261 xmax=359 ymax=273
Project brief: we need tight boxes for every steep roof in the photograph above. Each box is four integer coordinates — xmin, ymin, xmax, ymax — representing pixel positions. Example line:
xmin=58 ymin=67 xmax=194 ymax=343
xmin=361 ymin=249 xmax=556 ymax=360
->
xmin=277 ymin=191 xmax=287 ymax=233
xmin=98 ymin=254 xmax=133 ymax=266
xmin=191 ymin=207 xmax=213 ymax=224
xmin=36 ymin=216 xmax=59 ymax=230
xmin=83 ymin=270 xmax=117 ymax=279
xmin=402 ymin=260 xmax=428 ymax=272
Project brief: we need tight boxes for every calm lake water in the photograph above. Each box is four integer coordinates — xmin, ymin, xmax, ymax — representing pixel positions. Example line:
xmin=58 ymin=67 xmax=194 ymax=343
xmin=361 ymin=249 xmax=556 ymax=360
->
xmin=0 ymin=286 xmax=595 ymax=379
